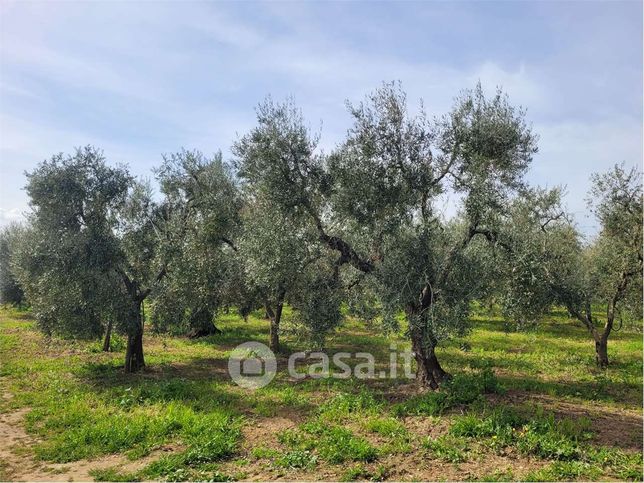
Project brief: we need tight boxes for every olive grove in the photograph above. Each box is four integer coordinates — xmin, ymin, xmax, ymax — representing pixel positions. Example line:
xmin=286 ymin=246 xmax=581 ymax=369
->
xmin=3 ymin=84 xmax=641 ymax=382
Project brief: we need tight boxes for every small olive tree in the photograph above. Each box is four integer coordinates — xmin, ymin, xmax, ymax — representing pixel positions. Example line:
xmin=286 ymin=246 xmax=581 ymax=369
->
xmin=499 ymin=166 xmax=642 ymax=367
xmin=16 ymin=147 xmax=195 ymax=371
xmin=558 ymin=166 xmax=642 ymax=366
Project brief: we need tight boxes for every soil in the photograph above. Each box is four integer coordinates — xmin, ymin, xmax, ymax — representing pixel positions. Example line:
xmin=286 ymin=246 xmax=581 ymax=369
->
xmin=1 ymin=390 xmax=641 ymax=482
xmin=0 ymin=407 xmax=164 ymax=482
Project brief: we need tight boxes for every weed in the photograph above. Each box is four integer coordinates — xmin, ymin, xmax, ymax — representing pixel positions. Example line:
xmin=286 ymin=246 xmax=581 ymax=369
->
xmin=340 ymin=463 xmax=389 ymax=482
xmin=363 ymin=417 xmax=407 ymax=437
xmin=250 ymin=446 xmax=280 ymax=459
xmin=392 ymin=369 xmax=502 ymax=416
xmin=274 ymin=450 xmax=318 ymax=469
xmin=318 ymin=390 xmax=381 ymax=420
xmin=523 ymin=461 xmax=601 ymax=481
xmin=341 ymin=464 xmax=370 ymax=481
xmin=89 ymin=467 xmax=140 ymax=482
xmin=585 ymin=447 xmax=644 ymax=480
xmin=299 ymin=420 xmax=378 ymax=463
xmin=422 ymin=435 xmax=469 ymax=463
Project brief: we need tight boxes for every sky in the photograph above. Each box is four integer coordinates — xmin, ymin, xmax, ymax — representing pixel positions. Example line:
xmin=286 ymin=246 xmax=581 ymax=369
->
xmin=0 ymin=1 xmax=642 ymax=235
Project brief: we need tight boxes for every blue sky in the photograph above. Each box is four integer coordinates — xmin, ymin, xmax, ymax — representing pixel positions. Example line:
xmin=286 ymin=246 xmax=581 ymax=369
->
xmin=0 ymin=1 xmax=642 ymax=235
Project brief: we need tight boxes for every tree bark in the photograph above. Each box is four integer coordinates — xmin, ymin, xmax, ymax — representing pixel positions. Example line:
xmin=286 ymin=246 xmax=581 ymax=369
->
xmin=595 ymin=338 xmax=609 ymax=368
xmin=569 ymin=303 xmax=613 ymax=369
xmin=102 ymin=319 xmax=113 ymax=352
xmin=411 ymin=330 xmax=450 ymax=389
xmin=595 ymin=304 xmax=615 ymax=368
xmin=186 ymin=307 xmax=221 ymax=338
xmin=408 ymin=306 xmax=451 ymax=389
xmin=265 ymin=289 xmax=285 ymax=353
xmin=270 ymin=302 xmax=283 ymax=353
xmin=125 ymin=301 xmax=145 ymax=373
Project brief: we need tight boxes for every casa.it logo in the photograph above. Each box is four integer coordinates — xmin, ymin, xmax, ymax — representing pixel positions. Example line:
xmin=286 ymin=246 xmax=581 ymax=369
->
xmin=227 ymin=341 xmax=277 ymax=389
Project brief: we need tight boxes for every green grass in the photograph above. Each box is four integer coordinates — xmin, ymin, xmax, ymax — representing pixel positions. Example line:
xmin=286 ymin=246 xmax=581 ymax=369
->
xmin=279 ymin=420 xmax=379 ymax=464
xmin=422 ymin=434 xmax=469 ymax=462
xmin=89 ymin=467 xmax=141 ymax=482
xmin=273 ymin=449 xmax=318 ymax=469
xmin=392 ymin=368 xmax=502 ymax=416
xmin=0 ymin=305 xmax=641 ymax=481
xmin=341 ymin=463 xmax=388 ymax=481
xmin=362 ymin=416 xmax=408 ymax=437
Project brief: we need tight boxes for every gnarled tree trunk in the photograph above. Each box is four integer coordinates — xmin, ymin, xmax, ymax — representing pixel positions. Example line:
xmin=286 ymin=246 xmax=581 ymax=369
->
xmin=595 ymin=338 xmax=609 ymax=368
xmin=187 ymin=307 xmax=222 ymax=338
xmin=102 ymin=319 xmax=113 ymax=352
xmin=570 ymin=301 xmax=614 ymax=369
xmin=125 ymin=300 xmax=145 ymax=373
xmin=408 ymin=306 xmax=451 ymax=389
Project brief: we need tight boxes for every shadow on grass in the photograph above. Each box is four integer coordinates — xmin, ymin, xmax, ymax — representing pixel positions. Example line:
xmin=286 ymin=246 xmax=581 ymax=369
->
xmin=471 ymin=315 xmax=643 ymax=344
xmin=439 ymin=351 xmax=641 ymax=407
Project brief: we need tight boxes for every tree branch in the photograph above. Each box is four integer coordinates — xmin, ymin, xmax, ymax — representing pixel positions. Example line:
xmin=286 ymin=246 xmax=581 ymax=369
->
xmin=305 ymin=205 xmax=374 ymax=274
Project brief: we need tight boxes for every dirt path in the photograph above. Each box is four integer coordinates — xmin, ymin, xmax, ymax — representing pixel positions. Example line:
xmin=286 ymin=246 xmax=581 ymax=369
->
xmin=0 ymin=408 xmax=157 ymax=482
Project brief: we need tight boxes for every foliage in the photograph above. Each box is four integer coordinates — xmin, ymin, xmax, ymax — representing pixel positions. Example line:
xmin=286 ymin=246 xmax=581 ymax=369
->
xmin=13 ymin=147 xmax=208 ymax=370
xmin=0 ymin=223 xmax=26 ymax=305
xmin=422 ymin=434 xmax=469 ymax=462
xmin=13 ymin=147 xmax=131 ymax=340
xmin=274 ymin=450 xmax=318 ymax=469
xmin=497 ymin=165 xmax=643 ymax=365
xmin=150 ymin=151 xmax=242 ymax=336
xmin=392 ymin=369 xmax=502 ymax=416
xmin=233 ymin=82 xmax=538 ymax=385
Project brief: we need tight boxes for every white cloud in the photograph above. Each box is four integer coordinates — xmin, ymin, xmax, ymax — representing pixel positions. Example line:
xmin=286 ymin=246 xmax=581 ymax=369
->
xmin=0 ymin=1 xmax=640 ymax=239
xmin=532 ymin=117 xmax=642 ymax=234
xmin=0 ymin=207 xmax=23 ymax=227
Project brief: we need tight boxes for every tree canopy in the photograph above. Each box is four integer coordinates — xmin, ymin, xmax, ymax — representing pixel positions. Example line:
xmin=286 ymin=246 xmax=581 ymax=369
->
xmin=4 ymin=84 xmax=640 ymax=379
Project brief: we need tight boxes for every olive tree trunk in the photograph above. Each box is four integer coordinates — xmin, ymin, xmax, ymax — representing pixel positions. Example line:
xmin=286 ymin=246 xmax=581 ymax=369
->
xmin=265 ymin=300 xmax=284 ymax=353
xmin=125 ymin=300 xmax=145 ymax=373
xmin=187 ymin=307 xmax=222 ymax=338
xmin=102 ymin=319 xmax=113 ymax=352
xmin=595 ymin=337 xmax=609 ymax=368
xmin=408 ymin=306 xmax=450 ymax=389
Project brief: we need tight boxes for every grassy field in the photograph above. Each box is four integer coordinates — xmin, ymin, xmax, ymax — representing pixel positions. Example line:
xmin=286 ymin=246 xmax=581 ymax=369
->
xmin=0 ymin=306 xmax=641 ymax=481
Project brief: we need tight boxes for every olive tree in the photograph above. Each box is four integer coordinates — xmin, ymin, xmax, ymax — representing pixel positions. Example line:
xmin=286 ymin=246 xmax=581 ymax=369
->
xmin=495 ymin=187 xmax=573 ymax=328
xmin=234 ymin=83 xmax=537 ymax=388
xmin=0 ymin=223 xmax=26 ymax=306
xmin=17 ymin=147 xmax=195 ymax=371
xmin=14 ymin=148 xmax=131 ymax=348
xmin=236 ymin=194 xmax=321 ymax=351
xmin=150 ymin=151 xmax=242 ymax=338
xmin=500 ymin=166 xmax=642 ymax=367
xmin=556 ymin=166 xmax=641 ymax=367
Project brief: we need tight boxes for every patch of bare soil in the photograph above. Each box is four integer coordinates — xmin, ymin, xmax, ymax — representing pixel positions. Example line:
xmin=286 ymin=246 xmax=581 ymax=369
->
xmin=216 ymin=413 xmax=548 ymax=482
xmin=0 ymin=407 xmax=163 ymax=482
xmin=486 ymin=390 xmax=644 ymax=452
xmin=240 ymin=416 xmax=299 ymax=452
xmin=377 ymin=450 xmax=548 ymax=482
